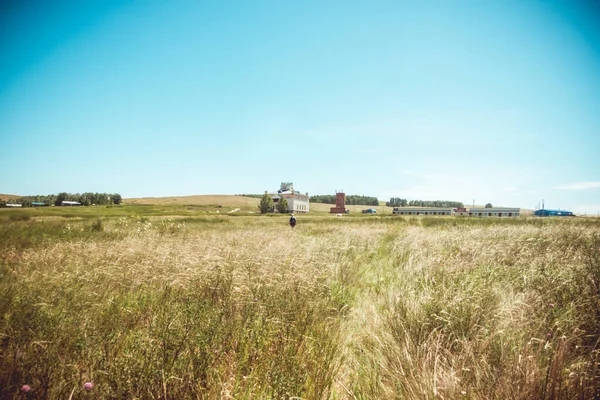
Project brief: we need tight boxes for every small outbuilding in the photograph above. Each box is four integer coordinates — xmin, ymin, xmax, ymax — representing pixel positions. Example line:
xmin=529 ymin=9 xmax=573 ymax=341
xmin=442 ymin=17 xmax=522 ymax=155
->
xmin=533 ymin=209 xmax=574 ymax=217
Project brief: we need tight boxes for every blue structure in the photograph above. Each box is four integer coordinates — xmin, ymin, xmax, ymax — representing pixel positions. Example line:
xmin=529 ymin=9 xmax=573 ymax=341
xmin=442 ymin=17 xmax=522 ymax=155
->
xmin=534 ymin=209 xmax=574 ymax=217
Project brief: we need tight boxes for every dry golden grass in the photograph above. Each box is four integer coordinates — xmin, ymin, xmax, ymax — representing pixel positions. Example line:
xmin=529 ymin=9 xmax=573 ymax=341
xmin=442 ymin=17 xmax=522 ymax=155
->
xmin=1 ymin=213 xmax=599 ymax=398
xmin=0 ymin=194 xmax=20 ymax=201
xmin=125 ymin=194 xmax=260 ymax=208
xmin=307 ymin=202 xmax=394 ymax=214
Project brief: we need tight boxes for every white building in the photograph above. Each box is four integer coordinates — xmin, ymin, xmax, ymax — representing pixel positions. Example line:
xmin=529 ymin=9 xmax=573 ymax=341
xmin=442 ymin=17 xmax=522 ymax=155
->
xmin=275 ymin=192 xmax=310 ymax=213
xmin=468 ymin=208 xmax=520 ymax=217
xmin=269 ymin=182 xmax=310 ymax=213
xmin=61 ymin=201 xmax=82 ymax=206
xmin=392 ymin=207 xmax=453 ymax=215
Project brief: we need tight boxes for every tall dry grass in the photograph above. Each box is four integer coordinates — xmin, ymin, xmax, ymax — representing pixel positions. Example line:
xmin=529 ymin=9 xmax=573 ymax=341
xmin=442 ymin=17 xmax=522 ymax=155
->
xmin=0 ymin=214 xmax=598 ymax=399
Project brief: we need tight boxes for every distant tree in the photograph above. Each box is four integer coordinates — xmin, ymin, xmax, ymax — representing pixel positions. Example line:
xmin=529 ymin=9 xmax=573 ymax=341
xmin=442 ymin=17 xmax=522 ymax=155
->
xmin=310 ymin=195 xmax=336 ymax=204
xmin=485 ymin=203 xmax=493 ymax=208
xmin=259 ymin=193 xmax=273 ymax=214
xmin=55 ymin=192 xmax=69 ymax=206
xmin=310 ymin=194 xmax=379 ymax=206
xmin=276 ymin=197 xmax=289 ymax=213
xmin=9 ymin=192 xmax=120 ymax=207
xmin=78 ymin=192 xmax=92 ymax=206
xmin=405 ymin=199 xmax=463 ymax=208
xmin=386 ymin=197 xmax=408 ymax=207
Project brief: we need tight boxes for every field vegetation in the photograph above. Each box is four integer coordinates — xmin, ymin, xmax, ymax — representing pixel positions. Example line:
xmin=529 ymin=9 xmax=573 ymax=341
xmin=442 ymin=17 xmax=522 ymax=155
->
xmin=1 ymin=202 xmax=599 ymax=399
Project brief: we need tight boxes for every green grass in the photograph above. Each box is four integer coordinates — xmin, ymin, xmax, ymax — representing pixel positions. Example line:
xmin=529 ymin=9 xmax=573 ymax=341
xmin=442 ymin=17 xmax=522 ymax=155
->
xmin=0 ymin=208 xmax=599 ymax=398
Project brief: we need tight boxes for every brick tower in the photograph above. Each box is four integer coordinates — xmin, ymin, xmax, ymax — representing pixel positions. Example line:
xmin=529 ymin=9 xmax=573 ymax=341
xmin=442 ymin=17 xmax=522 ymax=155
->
xmin=330 ymin=191 xmax=347 ymax=214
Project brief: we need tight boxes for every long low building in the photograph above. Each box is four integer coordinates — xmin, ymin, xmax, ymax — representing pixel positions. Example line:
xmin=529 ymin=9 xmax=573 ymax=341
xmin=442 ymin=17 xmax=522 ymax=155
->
xmin=468 ymin=208 xmax=520 ymax=217
xmin=61 ymin=201 xmax=82 ymax=206
xmin=392 ymin=208 xmax=453 ymax=215
xmin=392 ymin=207 xmax=521 ymax=217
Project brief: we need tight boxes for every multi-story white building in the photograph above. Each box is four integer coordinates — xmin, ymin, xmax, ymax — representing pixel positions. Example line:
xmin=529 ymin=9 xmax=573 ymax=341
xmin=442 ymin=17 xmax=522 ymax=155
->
xmin=274 ymin=192 xmax=309 ymax=213
xmin=269 ymin=182 xmax=310 ymax=213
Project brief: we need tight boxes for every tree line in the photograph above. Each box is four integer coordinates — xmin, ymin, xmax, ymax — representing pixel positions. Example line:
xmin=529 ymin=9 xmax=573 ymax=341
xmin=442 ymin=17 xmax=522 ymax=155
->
xmin=0 ymin=192 xmax=122 ymax=207
xmin=309 ymin=195 xmax=379 ymax=206
xmin=386 ymin=198 xmax=464 ymax=208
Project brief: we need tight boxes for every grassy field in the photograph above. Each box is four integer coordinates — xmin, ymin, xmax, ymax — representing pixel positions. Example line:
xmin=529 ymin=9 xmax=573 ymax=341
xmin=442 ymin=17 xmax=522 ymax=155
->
xmin=1 ymin=203 xmax=599 ymax=399
xmin=123 ymin=195 xmax=489 ymax=215
xmin=124 ymin=194 xmax=397 ymax=214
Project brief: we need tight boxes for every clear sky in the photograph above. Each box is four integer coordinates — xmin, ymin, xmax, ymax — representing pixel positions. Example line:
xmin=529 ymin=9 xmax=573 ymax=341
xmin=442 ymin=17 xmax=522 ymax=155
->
xmin=1 ymin=0 xmax=599 ymax=213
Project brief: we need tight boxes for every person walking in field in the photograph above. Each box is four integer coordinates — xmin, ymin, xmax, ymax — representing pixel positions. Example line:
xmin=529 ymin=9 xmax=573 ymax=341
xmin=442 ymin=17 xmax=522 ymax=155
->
xmin=289 ymin=214 xmax=297 ymax=229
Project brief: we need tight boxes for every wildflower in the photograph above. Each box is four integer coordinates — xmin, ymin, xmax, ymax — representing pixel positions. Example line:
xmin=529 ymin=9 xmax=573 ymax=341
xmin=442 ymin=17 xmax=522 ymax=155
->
xmin=84 ymin=382 xmax=93 ymax=391
xmin=21 ymin=385 xmax=31 ymax=392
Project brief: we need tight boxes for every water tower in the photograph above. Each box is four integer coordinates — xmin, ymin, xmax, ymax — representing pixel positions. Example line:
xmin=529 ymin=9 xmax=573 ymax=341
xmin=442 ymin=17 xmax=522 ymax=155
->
xmin=330 ymin=190 xmax=347 ymax=214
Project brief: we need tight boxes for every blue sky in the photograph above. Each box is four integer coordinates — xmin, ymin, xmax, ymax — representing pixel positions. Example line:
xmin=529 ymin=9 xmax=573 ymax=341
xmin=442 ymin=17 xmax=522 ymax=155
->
xmin=1 ymin=0 xmax=599 ymax=213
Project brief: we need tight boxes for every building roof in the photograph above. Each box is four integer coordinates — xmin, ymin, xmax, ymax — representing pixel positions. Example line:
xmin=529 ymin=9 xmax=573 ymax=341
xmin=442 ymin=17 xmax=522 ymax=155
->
xmin=393 ymin=207 xmax=453 ymax=211
xmin=469 ymin=208 xmax=520 ymax=212
xmin=392 ymin=207 xmax=454 ymax=210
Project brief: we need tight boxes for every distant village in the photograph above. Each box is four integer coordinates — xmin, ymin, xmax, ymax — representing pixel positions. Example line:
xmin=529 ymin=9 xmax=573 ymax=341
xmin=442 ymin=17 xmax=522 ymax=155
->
xmin=261 ymin=182 xmax=574 ymax=218
xmin=0 ymin=192 xmax=122 ymax=208
xmin=1 ymin=183 xmax=576 ymax=217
